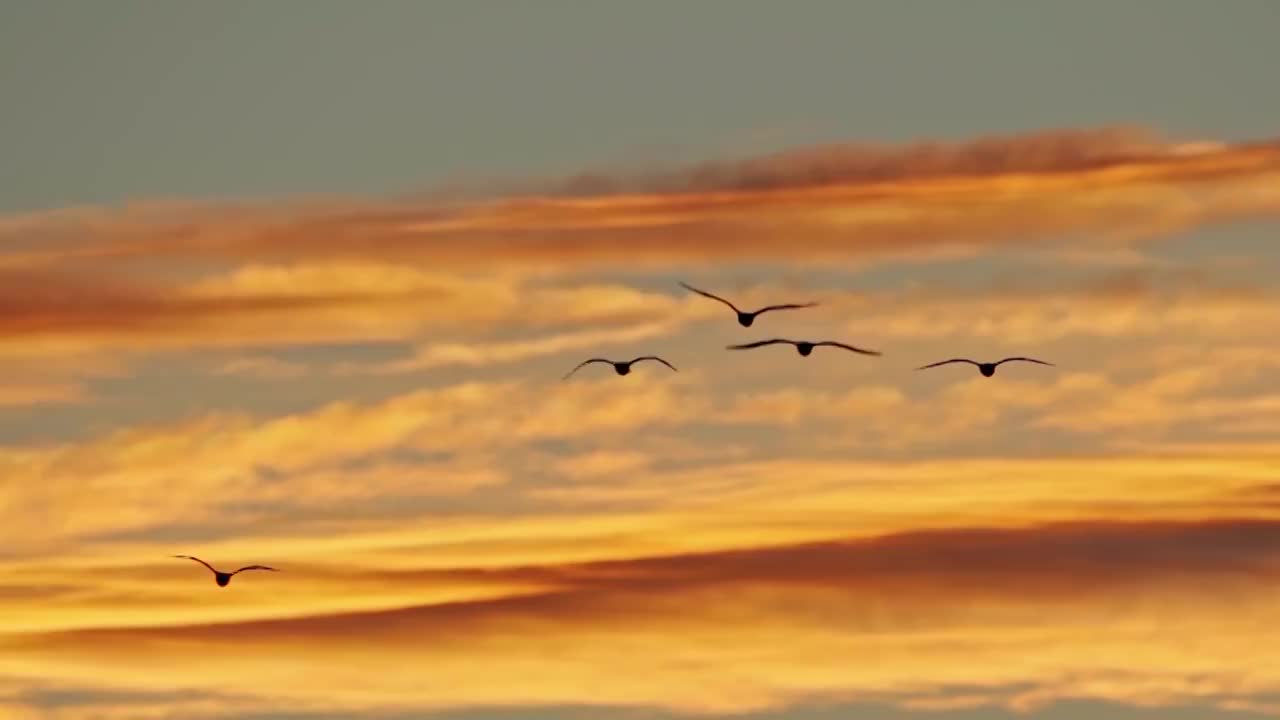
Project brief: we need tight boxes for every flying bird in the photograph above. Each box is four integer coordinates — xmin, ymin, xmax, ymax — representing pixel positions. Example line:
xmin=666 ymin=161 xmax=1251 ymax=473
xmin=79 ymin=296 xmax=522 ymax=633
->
xmin=562 ymin=356 xmax=678 ymax=379
xmin=915 ymin=357 xmax=1054 ymax=377
xmin=173 ymin=555 xmax=279 ymax=587
xmin=679 ymin=282 xmax=817 ymax=327
xmin=726 ymin=339 xmax=881 ymax=357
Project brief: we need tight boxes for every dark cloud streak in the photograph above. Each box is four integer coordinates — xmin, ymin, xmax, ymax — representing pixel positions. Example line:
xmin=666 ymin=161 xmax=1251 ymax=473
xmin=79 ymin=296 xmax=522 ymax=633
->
xmin=20 ymin=517 xmax=1280 ymax=649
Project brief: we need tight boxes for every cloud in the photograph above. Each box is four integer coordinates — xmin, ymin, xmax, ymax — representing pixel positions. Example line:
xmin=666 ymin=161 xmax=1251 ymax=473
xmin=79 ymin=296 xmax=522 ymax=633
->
xmin=3 ymin=128 xmax=1278 ymax=273
xmin=552 ymin=126 xmax=1175 ymax=194
xmin=4 ymin=124 xmax=1280 ymax=720
xmin=210 ymin=355 xmax=309 ymax=379
xmin=834 ymin=269 xmax=1280 ymax=345
xmin=343 ymin=314 xmax=706 ymax=375
xmin=5 ymin=341 xmax=1277 ymax=562
xmin=8 ymin=518 xmax=1280 ymax=716
xmin=0 ymin=375 xmax=702 ymax=554
xmin=0 ymin=266 xmax=400 ymax=355
xmin=0 ymin=263 xmax=693 ymax=360
xmin=549 ymin=449 xmax=653 ymax=480
xmin=0 ymin=382 xmax=85 ymax=408
xmin=0 ymin=128 xmax=1276 ymax=377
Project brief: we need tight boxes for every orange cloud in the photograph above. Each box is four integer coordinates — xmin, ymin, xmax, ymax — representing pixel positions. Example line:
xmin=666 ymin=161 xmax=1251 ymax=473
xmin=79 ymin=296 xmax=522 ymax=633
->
xmin=0 ymin=267 xmax=393 ymax=353
xmin=0 ymin=128 xmax=1274 ymax=375
xmin=0 ymin=375 xmax=704 ymax=554
xmin=833 ymin=270 xmax=1280 ymax=345
xmin=4 ymin=124 xmax=1280 ymax=720
xmin=355 ymin=320 xmax=688 ymax=374
xmin=7 ymin=518 xmax=1280 ymax=716
xmin=2 ymin=128 xmax=1277 ymax=273
xmin=0 ymin=263 xmax=692 ymax=358
xmin=0 ymin=381 xmax=85 ymax=407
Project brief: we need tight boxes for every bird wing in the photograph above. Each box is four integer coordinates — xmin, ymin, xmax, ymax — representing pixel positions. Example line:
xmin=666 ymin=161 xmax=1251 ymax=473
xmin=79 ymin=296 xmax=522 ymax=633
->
xmin=633 ymin=356 xmax=678 ymax=372
xmin=816 ymin=341 xmax=882 ymax=356
xmin=726 ymin=339 xmax=792 ymax=350
xmin=679 ymin=282 xmax=739 ymax=312
xmin=232 ymin=565 xmax=279 ymax=574
xmin=915 ymin=358 xmax=977 ymax=370
xmin=173 ymin=555 xmax=218 ymax=575
xmin=753 ymin=302 xmax=819 ymax=315
xmin=562 ymin=358 xmax=612 ymax=379
xmin=995 ymin=357 xmax=1055 ymax=367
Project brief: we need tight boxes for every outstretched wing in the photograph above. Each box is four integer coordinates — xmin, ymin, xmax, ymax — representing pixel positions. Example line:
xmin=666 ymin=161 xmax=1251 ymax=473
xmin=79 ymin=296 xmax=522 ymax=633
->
xmin=726 ymin=339 xmax=793 ymax=350
xmin=915 ymin=358 xmax=978 ymax=370
xmin=995 ymin=357 xmax=1054 ymax=367
xmin=753 ymin=301 xmax=819 ymax=315
xmin=232 ymin=565 xmax=279 ymax=575
xmin=815 ymin=341 xmax=882 ymax=356
xmin=173 ymin=555 xmax=218 ymax=575
xmin=679 ymin=282 xmax=739 ymax=312
xmin=633 ymin=356 xmax=678 ymax=372
xmin=562 ymin=358 xmax=612 ymax=380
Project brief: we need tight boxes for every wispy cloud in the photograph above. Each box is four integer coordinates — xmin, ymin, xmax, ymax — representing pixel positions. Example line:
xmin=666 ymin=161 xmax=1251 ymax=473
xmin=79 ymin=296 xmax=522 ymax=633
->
xmin=3 ymin=128 xmax=1278 ymax=272
xmin=0 ymin=128 xmax=1275 ymax=376
xmin=353 ymin=320 xmax=687 ymax=374
xmin=836 ymin=270 xmax=1280 ymax=345
xmin=5 ymin=124 xmax=1280 ymax=720
xmin=210 ymin=355 xmax=309 ymax=379
xmin=0 ymin=381 xmax=85 ymax=407
xmin=8 ymin=519 xmax=1280 ymax=716
xmin=0 ymin=375 xmax=704 ymax=554
xmin=0 ymin=263 xmax=693 ymax=360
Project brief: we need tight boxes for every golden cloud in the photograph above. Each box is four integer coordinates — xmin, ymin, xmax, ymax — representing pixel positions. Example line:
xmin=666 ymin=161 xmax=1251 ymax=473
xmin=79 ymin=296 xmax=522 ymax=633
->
xmin=833 ymin=271 xmax=1280 ymax=345
xmin=0 ymin=263 xmax=695 ymax=360
xmin=7 ymin=519 xmax=1280 ymax=716
xmin=0 ymin=127 xmax=1275 ymax=373
xmin=4 ymin=125 xmax=1280 ymax=720
xmin=0 ymin=381 xmax=85 ymax=407
xmin=0 ymin=374 xmax=705 ymax=553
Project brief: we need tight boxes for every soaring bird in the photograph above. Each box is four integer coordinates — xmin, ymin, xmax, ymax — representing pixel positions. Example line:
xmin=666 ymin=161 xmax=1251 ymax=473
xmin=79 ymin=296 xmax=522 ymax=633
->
xmin=726 ymin=339 xmax=881 ymax=357
xmin=173 ymin=555 xmax=279 ymax=587
xmin=915 ymin=357 xmax=1054 ymax=377
xmin=680 ymin=282 xmax=817 ymax=327
xmin=563 ymin=356 xmax=678 ymax=379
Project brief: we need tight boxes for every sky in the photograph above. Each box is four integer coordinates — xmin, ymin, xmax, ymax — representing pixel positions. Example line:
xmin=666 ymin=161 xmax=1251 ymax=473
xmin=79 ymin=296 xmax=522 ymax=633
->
xmin=2 ymin=2 xmax=1280 ymax=719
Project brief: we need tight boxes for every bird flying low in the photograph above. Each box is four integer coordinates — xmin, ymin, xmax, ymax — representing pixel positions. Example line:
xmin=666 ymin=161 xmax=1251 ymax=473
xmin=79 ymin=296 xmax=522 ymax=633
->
xmin=173 ymin=555 xmax=279 ymax=587
xmin=915 ymin=357 xmax=1054 ymax=377
xmin=726 ymin=339 xmax=882 ymax=357
xmin=680 ymin=282 xmax=817 ymax=327
xmin=562 ymin=355 xmax=678 ymax=379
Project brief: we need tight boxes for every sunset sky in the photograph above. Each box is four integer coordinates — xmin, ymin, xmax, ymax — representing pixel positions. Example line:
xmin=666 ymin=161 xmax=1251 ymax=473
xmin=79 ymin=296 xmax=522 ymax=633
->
xmin=4 ymin=3 xmax=1280 ymax=719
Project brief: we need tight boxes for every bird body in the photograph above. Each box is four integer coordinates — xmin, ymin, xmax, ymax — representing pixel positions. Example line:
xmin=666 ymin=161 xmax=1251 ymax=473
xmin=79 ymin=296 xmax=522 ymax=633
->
xmin=563 ymin=355 xmax=678 ymax=379
xmin=680 ymin=282 xmax=816 ymax=326
xmin=173 ymin=555 xmax=278 ymax=587
xmin=726 ymin=338 xmax=881 ymax=357
xmin=915 ymin=357 xmax=1053 ymax=377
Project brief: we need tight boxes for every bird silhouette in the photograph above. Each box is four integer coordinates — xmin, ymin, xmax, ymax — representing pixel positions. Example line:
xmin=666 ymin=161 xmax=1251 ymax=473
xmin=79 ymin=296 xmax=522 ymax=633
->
xmin=173 ymin=555 xmax=279 ymax=587
xmin=726 ymin=339 xmax=882 ymax=357
xmin=915 ymin=357 xmax=1054 ymax=377
xmin=680 ymin=282 xmax=817 ymax=327
xmin=562 ymin=356 xmax=678 ymax=380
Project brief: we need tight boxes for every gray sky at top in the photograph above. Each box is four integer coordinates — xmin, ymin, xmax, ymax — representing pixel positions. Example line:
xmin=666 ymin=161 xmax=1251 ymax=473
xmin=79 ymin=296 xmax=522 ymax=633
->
xmin=1 ymin=0 xmax=1277 ymax=213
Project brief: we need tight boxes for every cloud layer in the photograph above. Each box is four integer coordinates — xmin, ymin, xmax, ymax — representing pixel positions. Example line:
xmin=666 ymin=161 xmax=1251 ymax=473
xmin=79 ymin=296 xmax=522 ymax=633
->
xmin=7 ymin=519 xmax=1280 ymax=716
xmin=3 ymin=127 xmax=1279 ymax=273
xmin=4 ymin=125 xmax=1280 ymax=719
